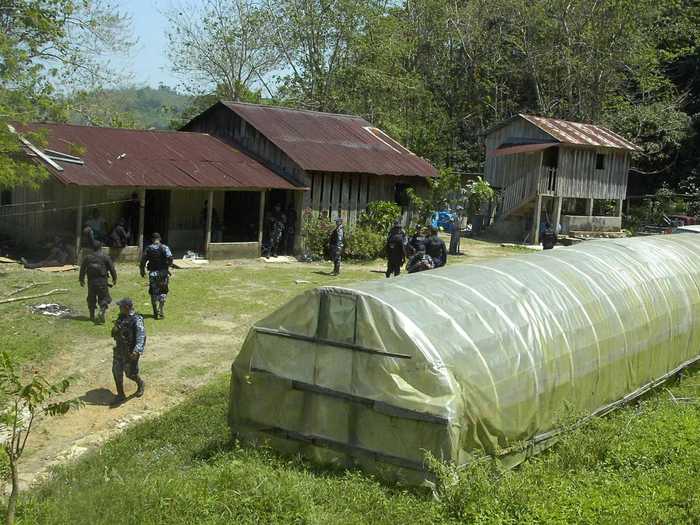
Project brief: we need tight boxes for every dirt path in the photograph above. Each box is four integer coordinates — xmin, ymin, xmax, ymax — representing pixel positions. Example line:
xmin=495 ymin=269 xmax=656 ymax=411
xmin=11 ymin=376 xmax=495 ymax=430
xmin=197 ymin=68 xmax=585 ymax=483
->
xmin=17 ymin=325 xmax=245 ymax=490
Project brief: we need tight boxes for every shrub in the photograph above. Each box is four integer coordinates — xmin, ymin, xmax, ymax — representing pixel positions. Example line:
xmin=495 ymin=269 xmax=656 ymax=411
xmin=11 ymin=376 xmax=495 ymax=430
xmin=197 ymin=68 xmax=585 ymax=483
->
xmin=300 ymin=208 xmax=333 ymax=260
xmin=344 ymin=225 xmax=385 ymax=260
xmin=358 ymin=201 xmax=402 ymax=233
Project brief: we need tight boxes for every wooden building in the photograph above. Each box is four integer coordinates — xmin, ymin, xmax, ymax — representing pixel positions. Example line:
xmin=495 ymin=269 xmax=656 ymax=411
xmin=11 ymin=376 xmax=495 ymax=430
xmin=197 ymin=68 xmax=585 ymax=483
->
xmin=182 ymin=102 xmax=437 ymax=236
xmin=485 ymin=115 xmax=639 ymax=243
xmin=1 ymin=123 xmax=299 ymax=260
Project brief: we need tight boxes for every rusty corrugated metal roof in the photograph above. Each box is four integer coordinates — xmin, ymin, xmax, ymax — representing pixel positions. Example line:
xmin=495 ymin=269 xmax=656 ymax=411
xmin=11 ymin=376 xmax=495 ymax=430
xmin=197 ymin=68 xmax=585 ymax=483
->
xmin=21 ymin=123 xmax=299 ymax=190
xmin=220 ymin=102 xmax=437 ymax=178
xmin=519 ymin=114 xmax=640 ymax=151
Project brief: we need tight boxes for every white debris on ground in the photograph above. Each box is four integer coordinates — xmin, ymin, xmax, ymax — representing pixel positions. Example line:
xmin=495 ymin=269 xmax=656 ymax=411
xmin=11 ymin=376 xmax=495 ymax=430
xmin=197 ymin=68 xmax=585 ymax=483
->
xmin=29 ymin=303 xmax=74 ymax=318
xmin=258 ymin=256 xmax=297 ymax=263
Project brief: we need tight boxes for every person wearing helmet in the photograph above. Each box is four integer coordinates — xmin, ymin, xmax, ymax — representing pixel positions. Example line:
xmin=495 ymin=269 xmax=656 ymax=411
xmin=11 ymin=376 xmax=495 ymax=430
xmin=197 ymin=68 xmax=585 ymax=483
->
xmin=110 ymin=298 xmax=146 ymax=404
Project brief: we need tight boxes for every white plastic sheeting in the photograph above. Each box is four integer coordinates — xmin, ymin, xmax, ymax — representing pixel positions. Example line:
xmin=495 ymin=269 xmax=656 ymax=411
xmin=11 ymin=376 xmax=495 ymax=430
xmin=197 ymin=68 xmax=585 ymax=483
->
xmin=230 ymin=234 xmax=700 ymax=480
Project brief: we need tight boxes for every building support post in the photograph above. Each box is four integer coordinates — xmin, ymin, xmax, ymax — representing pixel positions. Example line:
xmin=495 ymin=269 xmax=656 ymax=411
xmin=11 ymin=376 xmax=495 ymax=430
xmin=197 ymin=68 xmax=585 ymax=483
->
xmin=258 ymin=190 xmax=266 ymax=256
xmin=75 ymin=187 xmax=83 ymax=263
xmin=615 ymin=198 xmax=623 ymax=217
xmin=553 ymin=196 xmax=563 ymax=235
xmin=137 ymin=188 xmax=146 ymax=259
xmin=205 ymin=190 xmax=214 ymax=258
xmin=531 ymin=194 xmax=543 ymax=245
xmin=586 ymin=197 xmax=594 ymax=218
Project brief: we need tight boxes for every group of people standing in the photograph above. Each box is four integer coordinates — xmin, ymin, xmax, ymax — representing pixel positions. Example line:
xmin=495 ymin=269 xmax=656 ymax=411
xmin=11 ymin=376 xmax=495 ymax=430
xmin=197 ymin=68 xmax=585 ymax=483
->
xmin=76 ymin=232 xmax=174 ymax=405
xmin=385 ymin=222 xmax=448 ymax=277
xmin=263 ymin=203 xmax=297 ymax=258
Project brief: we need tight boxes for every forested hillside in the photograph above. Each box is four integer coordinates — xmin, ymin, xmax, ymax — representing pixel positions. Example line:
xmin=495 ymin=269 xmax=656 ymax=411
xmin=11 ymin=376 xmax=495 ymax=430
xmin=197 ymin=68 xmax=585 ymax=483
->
xmin=67 ymin=85 xmax=191 ymax=130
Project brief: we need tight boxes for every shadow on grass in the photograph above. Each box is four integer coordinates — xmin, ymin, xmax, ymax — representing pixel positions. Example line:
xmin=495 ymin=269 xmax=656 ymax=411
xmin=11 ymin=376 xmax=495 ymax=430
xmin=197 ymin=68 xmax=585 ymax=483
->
xmin=311 ymin=271 xmax=338 ymax=277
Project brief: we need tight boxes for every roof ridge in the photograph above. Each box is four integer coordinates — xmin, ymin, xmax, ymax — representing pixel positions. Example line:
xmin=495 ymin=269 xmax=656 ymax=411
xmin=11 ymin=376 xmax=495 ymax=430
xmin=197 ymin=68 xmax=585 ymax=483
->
xmin=221 ymin=101 xmax=367 ymax=120
xmin=29 ymin=122 xmax=208 ymax=136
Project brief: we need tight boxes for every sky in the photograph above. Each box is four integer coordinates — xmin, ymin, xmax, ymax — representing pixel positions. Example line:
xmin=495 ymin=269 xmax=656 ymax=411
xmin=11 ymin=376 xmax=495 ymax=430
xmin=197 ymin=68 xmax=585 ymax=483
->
xmin=109 ymin=0 xmax=179 ymax=89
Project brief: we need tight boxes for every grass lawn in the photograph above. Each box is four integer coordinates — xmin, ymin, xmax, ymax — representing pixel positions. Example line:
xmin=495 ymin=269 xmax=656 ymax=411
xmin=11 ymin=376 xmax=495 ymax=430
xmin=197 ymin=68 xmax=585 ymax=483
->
xmin=0 ymin=240 xmax=698 ymax=524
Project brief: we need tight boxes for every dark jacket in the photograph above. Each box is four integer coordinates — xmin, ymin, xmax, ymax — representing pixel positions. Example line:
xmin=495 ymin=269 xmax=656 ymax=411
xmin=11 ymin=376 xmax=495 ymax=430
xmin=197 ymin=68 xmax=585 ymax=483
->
xmin=386 ymin=227 xmax=407 ymax=262
xmin=425 ymin=235 xmax=447 ymax=267
xmin=79 ymin=251 xmax=117 ymax=285
xmin=111 ymin=312 xmax=146 ymax=356
xmin=140 ymin=242 xmax=173 ymax=274
xmin=109 ymin=224 xmax=129 ymax=248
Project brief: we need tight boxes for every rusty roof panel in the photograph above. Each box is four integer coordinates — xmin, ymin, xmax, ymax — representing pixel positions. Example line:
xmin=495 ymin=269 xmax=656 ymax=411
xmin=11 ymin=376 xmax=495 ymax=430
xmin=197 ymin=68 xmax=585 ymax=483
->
xmin=520 ymin=115 xmax=640 ymax=151
xmin=220 ymin=102 xmax=438 ymax=178
xmin=22 ymin=123 xmax=299 ymax=190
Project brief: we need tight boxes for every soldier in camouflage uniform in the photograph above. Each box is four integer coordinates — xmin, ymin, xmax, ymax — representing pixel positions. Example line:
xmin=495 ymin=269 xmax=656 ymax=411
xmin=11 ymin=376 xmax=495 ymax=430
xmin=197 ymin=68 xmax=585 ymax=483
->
xmin=328 ymin=217 xmax=344 ymax=275
xmin=110 ymin=298 xmax=145 ymax=404
xmin=79 ymin=240 xmax=117 ymax=324
xmin=139 ymin=233 xmax=173 ymax=320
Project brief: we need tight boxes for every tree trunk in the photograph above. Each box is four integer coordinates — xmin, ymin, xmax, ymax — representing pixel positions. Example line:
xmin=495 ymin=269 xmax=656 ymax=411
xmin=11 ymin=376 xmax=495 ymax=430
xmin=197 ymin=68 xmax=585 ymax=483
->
xmin=6 ymin=459 xmax=18 ymax=525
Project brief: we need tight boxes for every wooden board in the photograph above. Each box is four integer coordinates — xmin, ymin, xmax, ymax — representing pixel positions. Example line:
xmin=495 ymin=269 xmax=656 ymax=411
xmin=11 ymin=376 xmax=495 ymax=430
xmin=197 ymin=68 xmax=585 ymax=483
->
xmin=0 ymin=257 xmax=19 ymax=264
xmin=37 ymin=265 xmax=79 ymax=273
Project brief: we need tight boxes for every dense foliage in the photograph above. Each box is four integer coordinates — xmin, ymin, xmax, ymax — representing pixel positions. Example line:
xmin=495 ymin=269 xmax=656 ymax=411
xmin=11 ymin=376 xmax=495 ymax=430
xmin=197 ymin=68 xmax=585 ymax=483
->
xmin=0 ymin=0 xmax=132 ymax=187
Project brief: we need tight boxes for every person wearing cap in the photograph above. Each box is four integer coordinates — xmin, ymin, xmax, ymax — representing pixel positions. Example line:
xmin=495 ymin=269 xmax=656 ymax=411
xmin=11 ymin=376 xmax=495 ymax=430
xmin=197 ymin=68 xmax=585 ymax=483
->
xmin=111 ymin=298 xmax=146 ymax=404
xmin=385 ymin=219 xmax=407 ymax=278
xmin=328 ymin=217 xmax=344 ymax=275
xmin=79 ymin=240 xmax=117 ymax=324
xmin=139 ymin=232 xmax=173 ymax=319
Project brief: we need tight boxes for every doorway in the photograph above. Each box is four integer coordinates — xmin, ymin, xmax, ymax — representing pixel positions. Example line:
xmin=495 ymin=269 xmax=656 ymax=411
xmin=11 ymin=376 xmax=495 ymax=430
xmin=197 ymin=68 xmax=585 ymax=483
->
xmin=144 ymin=190 xmax=171 ymax=244
xmin=223 ymin=191 xmax=260 ymax=242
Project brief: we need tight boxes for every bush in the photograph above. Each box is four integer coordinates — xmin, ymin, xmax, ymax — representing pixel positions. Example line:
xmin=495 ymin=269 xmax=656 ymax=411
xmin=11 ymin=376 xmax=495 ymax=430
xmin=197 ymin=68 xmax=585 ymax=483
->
xmin=344 ymin=225 xmax=385 ymax=260
xmin=300 ymin=208 xmax=333 ymax=260
xmin=358 ymin=201 xmax=402 ymax=233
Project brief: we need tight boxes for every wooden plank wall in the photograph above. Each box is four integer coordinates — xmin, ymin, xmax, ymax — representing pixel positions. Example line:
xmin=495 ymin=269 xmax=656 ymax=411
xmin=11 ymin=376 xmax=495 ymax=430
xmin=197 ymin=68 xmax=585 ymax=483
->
xmin=557 ymin=148 xmax=629 ymax=200
xmin=305 ymin=172 xmax=421 ymax=225
xmin=485 ymin=119 xmax=551 ymax=189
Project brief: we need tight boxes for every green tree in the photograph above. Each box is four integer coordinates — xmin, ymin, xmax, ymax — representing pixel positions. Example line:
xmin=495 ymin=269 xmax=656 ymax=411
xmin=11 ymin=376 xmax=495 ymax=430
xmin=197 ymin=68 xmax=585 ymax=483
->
xmin=0 ymin=352 xmax=80 ymax=525
xmin=165 ymin=0 xmax=281 ymax=101
xmin=0 ymin=0 xmax=132 ymax=188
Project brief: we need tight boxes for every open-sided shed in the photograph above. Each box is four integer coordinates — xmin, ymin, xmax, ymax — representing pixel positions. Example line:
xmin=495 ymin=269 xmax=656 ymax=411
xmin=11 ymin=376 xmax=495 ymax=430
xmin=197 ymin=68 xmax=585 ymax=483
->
xmin=230 ymin=234 xmax=700 ymax=481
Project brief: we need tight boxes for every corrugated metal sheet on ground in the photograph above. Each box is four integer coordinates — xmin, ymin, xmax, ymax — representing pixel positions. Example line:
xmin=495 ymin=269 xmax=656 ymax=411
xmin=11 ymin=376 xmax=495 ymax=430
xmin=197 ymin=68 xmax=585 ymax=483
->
xmin=222 ymin=102 xmax=437 ymax=178
xmin=22 ymin=123 xmax=298 ymax=190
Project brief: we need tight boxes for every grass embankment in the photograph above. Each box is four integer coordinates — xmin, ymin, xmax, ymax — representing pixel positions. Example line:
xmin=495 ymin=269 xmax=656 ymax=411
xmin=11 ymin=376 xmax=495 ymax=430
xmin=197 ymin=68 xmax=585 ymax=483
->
xmin=1 ymin=241 xmax=698 ymax=523
xmin=17 ymin=370 xmax=700 ymax=524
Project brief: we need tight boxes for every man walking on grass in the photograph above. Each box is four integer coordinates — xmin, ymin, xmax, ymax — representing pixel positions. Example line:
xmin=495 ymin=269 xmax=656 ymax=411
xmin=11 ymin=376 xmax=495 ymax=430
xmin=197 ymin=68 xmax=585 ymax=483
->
xmin=79 ymin=240 xmax=117 ymax=324
xmin=328 ymin=217 xmax=344 ymax=275
xmin=140 ymin=232 xmax=173 ymax=319
xmin=111 ymin=298 xmax=146 ymax=405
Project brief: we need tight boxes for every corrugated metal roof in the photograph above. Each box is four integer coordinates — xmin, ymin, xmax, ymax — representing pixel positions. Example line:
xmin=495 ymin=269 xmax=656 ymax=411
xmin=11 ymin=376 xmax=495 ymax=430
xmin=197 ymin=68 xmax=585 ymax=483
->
xmin=491 ymin=142 xmax=558 ymax=157
xmin=220 ymin=102 xmax=438 ymax=178
xmin=21 ymin=123 xmax=299 ymax=190
xmin=519 ymin=114 xmax=640 ymax=151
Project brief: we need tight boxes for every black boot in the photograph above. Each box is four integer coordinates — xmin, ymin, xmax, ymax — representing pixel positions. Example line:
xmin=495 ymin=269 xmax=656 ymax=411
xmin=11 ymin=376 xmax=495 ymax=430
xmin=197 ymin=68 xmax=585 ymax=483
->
xmin=158 ymin=300 xmax=165 ymax=320
xmin=89 ymin=308 xmax=95 ymax=322
xmin=151 ymin=299 xmax=159 ymax=320
xmin=135 ymin=377 xmax=145 ymax=398
xmin=112 ymin=380 xmax=126 ymax=405
xmin=97 ymin=307 xmax=106 ymax=324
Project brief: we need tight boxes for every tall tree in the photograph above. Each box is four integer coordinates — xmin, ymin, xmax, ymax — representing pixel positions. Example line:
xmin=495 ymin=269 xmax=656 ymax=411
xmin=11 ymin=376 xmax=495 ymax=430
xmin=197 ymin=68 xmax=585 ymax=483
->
xmin=165 ymin=0 xmax=281 ymax=101
xmin=0 ymin=0 xmax=133 ymax=187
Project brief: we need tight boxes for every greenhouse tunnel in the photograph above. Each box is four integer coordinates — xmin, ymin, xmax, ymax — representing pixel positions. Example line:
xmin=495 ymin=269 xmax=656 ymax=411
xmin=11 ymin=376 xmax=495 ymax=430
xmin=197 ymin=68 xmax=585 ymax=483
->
xmin=229 ymin=234 xmax=700 ymax=481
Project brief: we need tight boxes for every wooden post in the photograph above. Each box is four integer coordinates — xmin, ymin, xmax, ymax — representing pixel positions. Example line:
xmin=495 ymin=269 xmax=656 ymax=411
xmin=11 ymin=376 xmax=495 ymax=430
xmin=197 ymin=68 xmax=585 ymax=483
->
xmin=532 ymin=194 xmax=543 ymax=245
xmin=75 ymin=187 xmax=83 ymax=262
xmin=258 ymin=190 xmax=266 ymax=256
xmin=137 ymin=188 xmax=146 ymax=258
xmin=616 ymin=198 xmax=624 ymax=217
xmin=205 ymin=190 xmax=214 ymax=258
xmin=553 ymin=196 xmax=563 ymax=234
xmin=586 ymin=197 xmax=594 ymax=218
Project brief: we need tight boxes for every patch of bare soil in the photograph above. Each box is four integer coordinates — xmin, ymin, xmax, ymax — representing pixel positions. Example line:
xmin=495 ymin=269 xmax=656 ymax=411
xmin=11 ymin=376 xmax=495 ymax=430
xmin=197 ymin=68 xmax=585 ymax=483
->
xmin=17 ymin=330 xmax=242 ymax=490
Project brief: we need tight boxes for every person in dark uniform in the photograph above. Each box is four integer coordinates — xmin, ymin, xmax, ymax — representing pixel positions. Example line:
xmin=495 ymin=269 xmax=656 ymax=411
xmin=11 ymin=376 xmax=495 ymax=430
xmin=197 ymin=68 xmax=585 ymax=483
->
xmin=108 ymin=218 xmax=129 ymax=261
xmin=139 ymin=233 xmax=173 ymax=320
xmin=425 ymin=227 xmax=447 ymax=268
xmin=110 ymin=297 xmax=145 ymax=405
xmin=329 ymin=217 xmax=344 ymax=275
xmin=541 ymin=222 xmax=557 ymax=250
xmin=21 ymin=236 xmax=70 ymax=269
xmin=385 ymin=220 xmax=407 ymax=278
xmin=124 ymin=192 xmax=140 ymax=241
xmin=406 ymin=246 xmax=434 ymax=273
xmin=79 ymin=240 xmax=117 ymax=324
xmin=81 ymin=223 xmax=96 ymax=251
xmin=407 ymin=226 xmax=428 ymax=256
